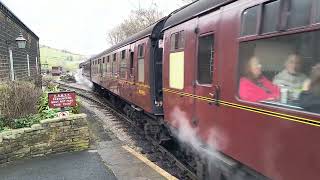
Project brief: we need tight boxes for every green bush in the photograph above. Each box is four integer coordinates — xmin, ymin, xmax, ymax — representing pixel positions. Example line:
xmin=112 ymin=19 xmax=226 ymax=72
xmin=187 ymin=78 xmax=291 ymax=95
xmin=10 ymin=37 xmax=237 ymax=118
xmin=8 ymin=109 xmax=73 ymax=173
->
xmin=42 ymin=75 xmax=54 ymax=88
xmin=11 ymin=115 xmax=41 ymax=129
xmin=0 ymin=116 xmax=4 ymax=131
xmin=0 ymin=81 xmax=41 ymax=120
xmin=60 ymin=74 xmax=76 ymax=83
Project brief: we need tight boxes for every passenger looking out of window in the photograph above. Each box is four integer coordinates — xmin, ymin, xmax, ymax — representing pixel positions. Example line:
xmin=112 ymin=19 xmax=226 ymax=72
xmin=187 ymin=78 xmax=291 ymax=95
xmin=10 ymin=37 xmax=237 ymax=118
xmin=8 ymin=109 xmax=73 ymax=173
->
xmin=239 ymin=57 xmax=280 ymax=102
xmin=273 ymin=54 xmax=307 ymax=100
xmin=299 ymin=63 xmax=320 ymax=113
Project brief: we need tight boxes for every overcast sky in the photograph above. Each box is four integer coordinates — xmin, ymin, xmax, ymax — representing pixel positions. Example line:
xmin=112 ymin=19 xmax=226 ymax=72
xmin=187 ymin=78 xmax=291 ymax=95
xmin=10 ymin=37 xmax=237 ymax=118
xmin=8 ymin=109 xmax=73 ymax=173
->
xmin=1 ymin=0 xmax=186 ymax=56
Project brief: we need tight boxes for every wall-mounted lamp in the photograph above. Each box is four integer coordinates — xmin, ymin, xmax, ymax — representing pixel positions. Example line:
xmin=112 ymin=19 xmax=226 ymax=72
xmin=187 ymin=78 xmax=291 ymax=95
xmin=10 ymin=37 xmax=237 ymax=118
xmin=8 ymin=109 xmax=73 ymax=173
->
xmin=6 ymin=32 xmax=27 ymax=49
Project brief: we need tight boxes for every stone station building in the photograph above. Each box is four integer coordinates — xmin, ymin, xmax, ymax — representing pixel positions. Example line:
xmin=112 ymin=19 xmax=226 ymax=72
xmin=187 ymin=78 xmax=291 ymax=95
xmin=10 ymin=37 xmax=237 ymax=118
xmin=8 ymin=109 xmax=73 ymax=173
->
xmin=0 ymin=2 xmax=40 ymax=82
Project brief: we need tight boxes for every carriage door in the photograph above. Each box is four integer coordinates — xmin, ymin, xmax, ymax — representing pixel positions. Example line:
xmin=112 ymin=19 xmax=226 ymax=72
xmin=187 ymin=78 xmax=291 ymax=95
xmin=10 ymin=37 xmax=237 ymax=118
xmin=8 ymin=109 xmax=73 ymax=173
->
xmin=99 ymin=58 xmax=103 ymax=83
xmin=193 ymin=13 xmax=221 ymax=141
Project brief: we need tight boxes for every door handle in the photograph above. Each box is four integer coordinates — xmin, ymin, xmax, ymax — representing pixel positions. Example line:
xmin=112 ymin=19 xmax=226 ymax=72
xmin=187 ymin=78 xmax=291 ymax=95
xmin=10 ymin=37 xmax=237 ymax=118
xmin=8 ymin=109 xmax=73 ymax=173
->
xmin=214 ymin=85 xmax=221 ymax=106
xmin=209 ymin=85 xmax=221 ymax=106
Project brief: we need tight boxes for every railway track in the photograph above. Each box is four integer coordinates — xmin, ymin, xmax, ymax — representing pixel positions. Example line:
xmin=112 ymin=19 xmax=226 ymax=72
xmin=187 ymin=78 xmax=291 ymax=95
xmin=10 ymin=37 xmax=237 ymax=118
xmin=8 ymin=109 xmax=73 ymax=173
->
xmin=55 ymin=81 xmax=198 ymax=180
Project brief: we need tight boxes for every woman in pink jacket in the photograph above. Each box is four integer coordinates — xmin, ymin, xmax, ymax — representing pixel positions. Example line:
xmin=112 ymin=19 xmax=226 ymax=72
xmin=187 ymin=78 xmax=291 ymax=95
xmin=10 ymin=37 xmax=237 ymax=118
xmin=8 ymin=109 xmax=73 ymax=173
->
xmin=239 ymin=57 xmax=280 ymax=102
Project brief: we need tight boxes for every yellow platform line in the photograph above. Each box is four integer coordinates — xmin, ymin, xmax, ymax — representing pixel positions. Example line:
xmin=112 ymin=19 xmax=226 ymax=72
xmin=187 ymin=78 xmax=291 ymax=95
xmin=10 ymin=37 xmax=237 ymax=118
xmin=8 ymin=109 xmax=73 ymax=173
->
xmin=122 ymin=145 xmax=178 ymax=180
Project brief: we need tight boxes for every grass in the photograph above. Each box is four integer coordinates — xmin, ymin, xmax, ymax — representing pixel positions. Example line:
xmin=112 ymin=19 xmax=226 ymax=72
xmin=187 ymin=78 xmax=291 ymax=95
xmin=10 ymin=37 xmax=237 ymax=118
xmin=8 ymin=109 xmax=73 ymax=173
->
xmin=40 ymin=45 xmax=86 ymax=72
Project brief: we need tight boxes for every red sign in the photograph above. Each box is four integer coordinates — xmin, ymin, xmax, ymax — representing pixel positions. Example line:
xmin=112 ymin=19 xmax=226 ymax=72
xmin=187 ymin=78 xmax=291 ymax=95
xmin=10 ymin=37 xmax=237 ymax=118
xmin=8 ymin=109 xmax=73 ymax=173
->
xmin=48 ymin=91 xmax=77 ymax=108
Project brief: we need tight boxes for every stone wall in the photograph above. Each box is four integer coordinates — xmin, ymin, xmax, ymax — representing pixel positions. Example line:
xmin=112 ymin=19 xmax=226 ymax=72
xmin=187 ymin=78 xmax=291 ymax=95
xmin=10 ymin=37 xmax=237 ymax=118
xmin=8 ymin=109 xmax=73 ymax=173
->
xmin=0 ymin=114 xmax=89 ymax=164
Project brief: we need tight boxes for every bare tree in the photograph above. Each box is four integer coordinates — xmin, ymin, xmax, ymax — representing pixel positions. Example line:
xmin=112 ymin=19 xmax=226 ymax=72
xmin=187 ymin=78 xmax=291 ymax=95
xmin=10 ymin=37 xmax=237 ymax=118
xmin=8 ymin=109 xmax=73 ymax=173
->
xmin=107 ymin=5 xmax=163 ymax=45
xmin=181 ymin=0 xmax=197 ymax=4
xmin=107 ymin=26 xmax=126 ymax=46
xmin=106 ymin=0 xmax=200 ymax=45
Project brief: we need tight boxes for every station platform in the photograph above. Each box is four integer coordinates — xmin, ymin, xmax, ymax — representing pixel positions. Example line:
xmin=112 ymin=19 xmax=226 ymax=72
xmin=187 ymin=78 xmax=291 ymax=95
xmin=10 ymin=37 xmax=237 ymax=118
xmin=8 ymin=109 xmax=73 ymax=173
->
xmin=97 ymin=140 xmax=177 ymax=180
xmin=51 ymin=80 xmax=178 ymax=180
xmin=0 ymin=150 xmax=116 ymax=180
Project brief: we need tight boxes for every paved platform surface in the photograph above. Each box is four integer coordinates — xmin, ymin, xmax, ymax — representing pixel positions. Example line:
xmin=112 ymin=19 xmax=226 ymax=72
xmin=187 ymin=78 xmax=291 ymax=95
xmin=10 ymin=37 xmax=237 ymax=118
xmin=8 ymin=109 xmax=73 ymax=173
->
xmin=0 ymin=151 xmax=116 ymax=180
xmin=83 ymin=103 xmax=177 ymax=180
xmin=97 ymin=140 xmax=171 ymax=180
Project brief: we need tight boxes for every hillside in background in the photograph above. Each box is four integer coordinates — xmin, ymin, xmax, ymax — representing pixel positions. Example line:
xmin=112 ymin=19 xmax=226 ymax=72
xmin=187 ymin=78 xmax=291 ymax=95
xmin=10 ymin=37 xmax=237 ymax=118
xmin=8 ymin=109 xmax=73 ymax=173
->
xmin=40 ymin=45 xmax=87 ymax=72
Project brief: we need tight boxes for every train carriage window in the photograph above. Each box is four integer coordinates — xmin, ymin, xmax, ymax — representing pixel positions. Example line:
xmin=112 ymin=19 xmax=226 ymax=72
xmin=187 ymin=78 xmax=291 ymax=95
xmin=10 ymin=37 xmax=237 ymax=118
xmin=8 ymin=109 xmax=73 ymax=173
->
xmin=98 ymin=59 xmax=101 ymax=74
xmin=102 ymin=57 xmax=106 ymax=75
xmin=130 ymin=51 xmax=134 ymax=76
xmin=262 ymin=0 xmax=280 ymax=33
xmin=287 ymin=0 xmax=312 ymax=29
xmin=170 ymin=31 xmax=184 ymax=51
xmin=197 ymin=34 xmax=214 ymax=84
xmin=121 ymin=50 xmax=126 ymax=59
xmin=169 ymin=52 xmax=184 ymax=89
xmin=138 ymin=44 xmax=144 ymax=58
xmin=241 ymin=6 xmax=259 ymax=36
xmin=238 ymin=30 xmax=320 ymax=115
xmin=112 ymin=53 xmax=117 ymax=76
xmin=138 ymin=44 xmax=145 ymax=82
xmin=107 ymin=56 xmax=111 ymax=73
xmin=138 ymin=58 xmax=144 ymax=82
xmin=315 ymin=0 xmax=320 ymax=22
xmin=120 ymin=50 xmax=127 ymax=79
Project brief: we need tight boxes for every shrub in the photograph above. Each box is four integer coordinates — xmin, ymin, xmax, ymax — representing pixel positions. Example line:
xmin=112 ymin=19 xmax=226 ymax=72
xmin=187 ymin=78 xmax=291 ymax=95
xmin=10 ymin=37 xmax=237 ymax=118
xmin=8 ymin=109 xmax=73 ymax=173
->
xmin=0 ymin=116 xmax=4 ymax=131
xmin=42 ymin=75 xmax=54 ymax=88
xmin=60 ymin=74 xmax=76 ymax=83
xmin=11 ymin=114 xmax=41 ymax=129
xmin=25 ymin=75 xmax=42 ymax=88
xmin=0 ymin=81 xmax=42 ymax=121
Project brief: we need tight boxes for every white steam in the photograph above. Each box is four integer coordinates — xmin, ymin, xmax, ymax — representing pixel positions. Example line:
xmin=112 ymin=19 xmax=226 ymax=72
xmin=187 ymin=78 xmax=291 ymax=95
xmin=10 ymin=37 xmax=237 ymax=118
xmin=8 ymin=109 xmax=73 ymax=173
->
xmin=169 ymin=106 xmax=228 ymax=158
xmin=74 ymin=69 xmax=93 ymax=89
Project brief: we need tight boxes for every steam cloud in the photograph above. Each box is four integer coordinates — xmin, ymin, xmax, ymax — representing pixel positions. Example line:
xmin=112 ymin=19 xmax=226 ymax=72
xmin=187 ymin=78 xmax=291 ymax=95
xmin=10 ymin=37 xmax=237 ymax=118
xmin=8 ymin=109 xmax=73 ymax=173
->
xmin=168 ymin=107 xmax=257 ymax=179
xmin=168 ymin=106 xmax=232 ymax=178
xmin=169 ymin=106 xmax=280 ymax=179
xmin=169 ymin=106 xmax=228 ymax=160
xmin=74 ymin=69 xmax=93 ymax=90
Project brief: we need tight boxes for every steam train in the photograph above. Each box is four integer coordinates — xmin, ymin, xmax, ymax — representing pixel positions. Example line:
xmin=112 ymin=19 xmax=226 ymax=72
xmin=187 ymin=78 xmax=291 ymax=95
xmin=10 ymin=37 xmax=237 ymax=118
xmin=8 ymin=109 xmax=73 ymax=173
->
xmin=81 ymin=0 xmax=320 ymax=179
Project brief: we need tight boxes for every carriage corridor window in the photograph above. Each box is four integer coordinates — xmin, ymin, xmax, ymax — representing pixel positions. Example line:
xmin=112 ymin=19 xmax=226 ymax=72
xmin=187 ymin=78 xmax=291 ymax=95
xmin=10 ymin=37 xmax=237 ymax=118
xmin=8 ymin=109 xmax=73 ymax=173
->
xmin=130 ymin=52 xmax=134 ymax=76
xmin=241 ymin=6 xmax=258 ymax=36
xmin=170 ymin=31 xmax=184 ymax=51
xmin=121 ymin=50 xmax=126 ymax=59
xmin=262 ymin=0 xmax=280 ymax=33
xmin=316 ymin=0 xmax=320 ymax=22
xmin=287 ymin=0 xmax=312 ymax=29
xmin=107 ymin=56 xmax=111 ymax=73
xmin=138 ymin=44 xmax=144 ymax=58
xmin=238 ymin=30 xmax=320 ymax=114
xmin=112 ymin=53 xmax=117 ymax=75
xmin=98 ymin=59 xmax=101 ymax=74
xmin=120 ymin=50 xmax=127 ymax=79
xmin=102 ymin=57 xmax=106 ymax=76
xmin=138 ymin=44 xmax=145 ymax=82
xmin=197 ymin=34 xmax=214 ymax=84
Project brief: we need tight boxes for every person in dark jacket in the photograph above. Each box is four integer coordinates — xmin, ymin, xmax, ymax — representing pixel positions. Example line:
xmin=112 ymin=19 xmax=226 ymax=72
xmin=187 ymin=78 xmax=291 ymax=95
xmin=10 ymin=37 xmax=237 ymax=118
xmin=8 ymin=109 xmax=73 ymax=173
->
xmin=299 ymin=63 xmax=320 ymax=114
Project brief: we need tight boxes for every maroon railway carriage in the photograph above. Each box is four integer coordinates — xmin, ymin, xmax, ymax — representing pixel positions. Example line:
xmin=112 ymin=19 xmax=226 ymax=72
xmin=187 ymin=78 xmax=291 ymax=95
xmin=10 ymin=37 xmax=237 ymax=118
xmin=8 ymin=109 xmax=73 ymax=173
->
xmin=51 ymin=66 xmax=63 ymax=76
xmin=82 ymin=0 xmax=320 ymax=179
xmin=162 ymin=0 xmax=320 ymax=179
xmin=87 ymin=19 xmax=165 ymax=115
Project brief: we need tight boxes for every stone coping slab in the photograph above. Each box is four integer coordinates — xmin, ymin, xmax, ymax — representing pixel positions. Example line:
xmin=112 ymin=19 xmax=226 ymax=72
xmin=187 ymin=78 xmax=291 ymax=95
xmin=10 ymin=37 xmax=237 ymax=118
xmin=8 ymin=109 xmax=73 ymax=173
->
xmin=0 ymin=114 xmax=90 ymax=164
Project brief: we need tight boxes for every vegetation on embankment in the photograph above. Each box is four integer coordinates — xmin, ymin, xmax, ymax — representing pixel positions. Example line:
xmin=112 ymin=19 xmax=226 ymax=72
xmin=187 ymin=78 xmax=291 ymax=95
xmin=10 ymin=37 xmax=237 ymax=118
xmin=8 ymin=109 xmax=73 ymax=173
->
xmin=40 ymin=45 xmax=87 ymax=72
